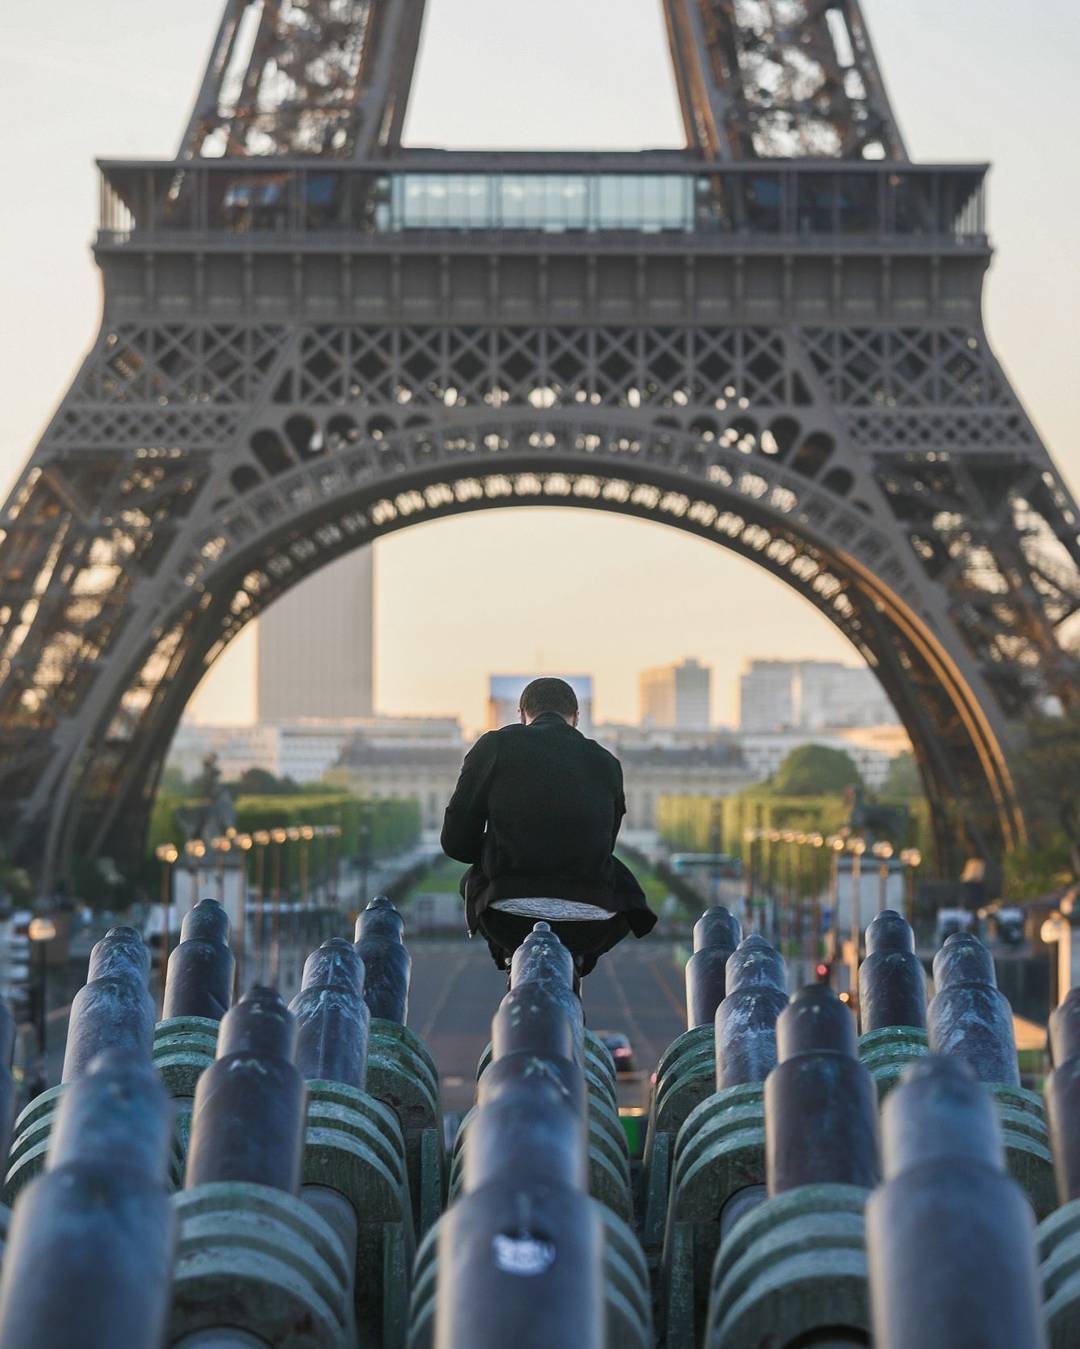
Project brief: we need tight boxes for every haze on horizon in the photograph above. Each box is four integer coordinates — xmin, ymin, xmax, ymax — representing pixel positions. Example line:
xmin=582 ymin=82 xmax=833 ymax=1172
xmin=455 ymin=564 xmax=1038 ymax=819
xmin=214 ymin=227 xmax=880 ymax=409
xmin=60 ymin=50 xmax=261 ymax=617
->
xmin=1 ymin=1 xmax=1076 ymax=731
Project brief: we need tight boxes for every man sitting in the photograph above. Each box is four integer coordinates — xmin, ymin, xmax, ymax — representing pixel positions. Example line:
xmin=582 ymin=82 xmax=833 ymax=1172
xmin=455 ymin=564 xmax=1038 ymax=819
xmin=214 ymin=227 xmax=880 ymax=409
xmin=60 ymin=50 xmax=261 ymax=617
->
xmin=441 ymin=677 xmax=656 ymax=980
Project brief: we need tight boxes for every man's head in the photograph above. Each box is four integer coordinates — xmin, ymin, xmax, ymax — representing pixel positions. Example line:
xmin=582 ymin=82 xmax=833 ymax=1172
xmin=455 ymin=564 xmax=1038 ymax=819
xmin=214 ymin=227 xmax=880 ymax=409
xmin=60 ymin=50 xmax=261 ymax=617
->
xmin=519 ymin=677 xmax=579 ymax=727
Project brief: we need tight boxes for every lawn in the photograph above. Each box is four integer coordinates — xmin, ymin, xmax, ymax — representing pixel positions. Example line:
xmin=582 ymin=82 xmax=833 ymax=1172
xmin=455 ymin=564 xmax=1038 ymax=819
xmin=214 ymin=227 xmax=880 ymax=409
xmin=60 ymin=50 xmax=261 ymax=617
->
xmin=400 ymin=850 xmax=669 ymax=909
xmin=400 ymin=856 xmax=467 ymax=904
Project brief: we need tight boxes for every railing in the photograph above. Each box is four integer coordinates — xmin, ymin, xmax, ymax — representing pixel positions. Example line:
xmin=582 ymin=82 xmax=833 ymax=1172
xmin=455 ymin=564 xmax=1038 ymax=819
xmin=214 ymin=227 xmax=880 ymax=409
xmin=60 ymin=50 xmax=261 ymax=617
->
xmin=98 ymin=160 xmax=988 ymax=246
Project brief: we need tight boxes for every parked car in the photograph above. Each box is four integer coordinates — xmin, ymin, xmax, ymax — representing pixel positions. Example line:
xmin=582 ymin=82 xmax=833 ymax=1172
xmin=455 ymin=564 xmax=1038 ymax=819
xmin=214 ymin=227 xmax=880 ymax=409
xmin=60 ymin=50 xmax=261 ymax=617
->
xmin=596 ymin=1029 xmax=634 ymax=1074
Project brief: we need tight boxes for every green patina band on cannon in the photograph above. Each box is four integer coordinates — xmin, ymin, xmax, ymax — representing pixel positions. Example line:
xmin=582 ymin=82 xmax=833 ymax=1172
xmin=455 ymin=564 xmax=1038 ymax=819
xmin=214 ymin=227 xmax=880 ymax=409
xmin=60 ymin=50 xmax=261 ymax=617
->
xmin=470 ymin=1029 xmax=631 ymax=1219
xmin=1038 ymin=1198 xmax=1080 ymax=1347
xmin=366 ymin=1017 xmax=445 ymax=1239
xmin=991 ymin=1082 xmax=1056 ymax=1221
xmin=303 ymin=1077 xmax=414 ymax=1349
xmin=449 ymin=1078 xmax=633 ymax=1220
xmin=642 ymin=907 xmax=742 ymax=1259
xmin=476 ymin=1027 xmax=618 ymax=1096
xmin=641 ymin=1023 xmax=716 ymax=1252
xmin=927 ymin=934 xmax=1056 ymax=1220
xmin=858 ymin=1024 xmax=930 ymax=1099
xmin=152 ymin=1014 xmax=221 ymax=1162
xmin=4 ymin=1082 xmax=184 ymax=1203
xmin=658 ymin=932 xmax=788 ymax=1347
xmin=701 ymin=984 xmax=878 ymax=1347
xmin=704 ymin=1183 xmax=871 ymax=1348
xmin=1036 ymin=989 xmax=1080 ymax=1347
xmin=169 ymin=1180 xmax=353 ymax=1348
xmin=661 ymin=1081 xmax=766 ymax=1349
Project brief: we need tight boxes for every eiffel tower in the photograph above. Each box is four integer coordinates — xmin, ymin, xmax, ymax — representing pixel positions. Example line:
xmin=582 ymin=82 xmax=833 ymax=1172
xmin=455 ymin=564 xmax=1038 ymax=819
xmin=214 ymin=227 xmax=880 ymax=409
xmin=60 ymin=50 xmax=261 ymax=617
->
xmin=2 ymin=0 xmax=1077 ymax=889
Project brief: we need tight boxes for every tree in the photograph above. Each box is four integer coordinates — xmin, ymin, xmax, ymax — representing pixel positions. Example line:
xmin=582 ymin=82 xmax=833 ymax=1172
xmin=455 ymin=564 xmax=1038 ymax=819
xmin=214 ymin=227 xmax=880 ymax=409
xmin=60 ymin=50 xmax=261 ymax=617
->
xmin=881 ymin=751 xmax=922 ymax=799
xmin=1007 ymin=706 xmax=1080 ymax=891
xmin=772 ymin=744 xmax=862 ymax=796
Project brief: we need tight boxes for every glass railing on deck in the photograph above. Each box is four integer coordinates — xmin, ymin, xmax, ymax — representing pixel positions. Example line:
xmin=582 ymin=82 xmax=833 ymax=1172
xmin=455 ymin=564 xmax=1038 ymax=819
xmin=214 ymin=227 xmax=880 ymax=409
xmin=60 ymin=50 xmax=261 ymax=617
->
xmin=98 ymin=163 xmax=987 ymax=244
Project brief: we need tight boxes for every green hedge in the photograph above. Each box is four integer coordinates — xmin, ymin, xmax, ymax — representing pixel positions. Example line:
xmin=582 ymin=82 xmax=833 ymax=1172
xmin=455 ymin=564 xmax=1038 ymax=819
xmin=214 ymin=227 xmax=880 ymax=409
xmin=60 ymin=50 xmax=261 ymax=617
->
xmin=149 ymin=792 xmax=420 ymax=859
xmin=659 ymin=788 xmax=935 ymax=887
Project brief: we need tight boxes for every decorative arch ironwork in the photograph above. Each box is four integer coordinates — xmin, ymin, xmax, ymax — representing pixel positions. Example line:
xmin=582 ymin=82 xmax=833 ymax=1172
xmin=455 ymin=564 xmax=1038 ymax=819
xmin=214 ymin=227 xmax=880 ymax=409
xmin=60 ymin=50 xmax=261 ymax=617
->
xmin=33 ymin=412 xmax=1020 ymax=881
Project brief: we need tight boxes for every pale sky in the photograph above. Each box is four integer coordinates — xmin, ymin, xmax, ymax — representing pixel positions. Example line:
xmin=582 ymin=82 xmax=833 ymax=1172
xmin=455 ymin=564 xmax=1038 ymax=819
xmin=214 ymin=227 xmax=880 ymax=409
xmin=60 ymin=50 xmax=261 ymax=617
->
xmin=1 ymin=2 xmax=1077 ymax=731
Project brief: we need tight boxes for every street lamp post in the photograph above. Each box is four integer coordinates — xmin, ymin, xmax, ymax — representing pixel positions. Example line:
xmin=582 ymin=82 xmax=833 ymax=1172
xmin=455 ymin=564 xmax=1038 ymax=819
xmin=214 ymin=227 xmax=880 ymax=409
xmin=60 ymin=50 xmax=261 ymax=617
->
xmin=848 ymin=837 xmax=867 ymax=1008
xmin=184 ymin=838 xmax=207 ymax=907
xmin=764 ymin=830 xmax=779 ymax=945
xmin=270 ymin=828 xmax=287 ymax=983
xmin=252 ymin=831 xmax=270 ymax=982
xmin=286 ymin=827 xmax=302 ymax=959
xmin=210 ymin=836 xmax=231 ymax=905
xmin=872 ymin=841 xmax=894 ymax=914
xmin=780 ymin=831 xmax=797 ymax=950
xmin=154 ymin=843 xmax=179 ymax=1012
xmin=299 ymin=826 xmax=314 ymax=908
xmin=709 ymin=798 xmax=724 ymax=907
xmin=793 ymin=833 xmax=807 ymax=957
xmin=742 ymin=828 xmax=758 ymax=933
xmin=826 ymin=835 xmax=845 ymax=971
xmin=233 ymin=833 xmax=253 ymax=994
xmin=808 ymin=834 xmax=825 ymax=962
xmin=28 ymin=916 xmax=57 ymax=1072
xmin=332 ymin=821 xmax=343 ymax=904
xmin=899 ymin=847 xmax=923 ymax=929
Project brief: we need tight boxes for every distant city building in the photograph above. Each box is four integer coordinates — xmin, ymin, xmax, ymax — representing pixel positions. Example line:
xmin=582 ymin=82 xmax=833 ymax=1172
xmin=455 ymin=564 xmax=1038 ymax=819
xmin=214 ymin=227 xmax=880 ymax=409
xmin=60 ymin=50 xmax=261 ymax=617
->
xmin=739 ymin=731 xmax=894 ymax=790
xmin=331 ymin=721 xmax=468 ymax=830
xmin=486 ymin=674 xmax=594 ymax=734
xmin=738 ymin=660 xmax=799 ymax=733
xmin=168 ymin=714 xmax=461 ymax=789
xmin=257 ymin=548 xmax=375 ymax=721
xmin=797 ymin=661 xmax=897 ymax=730
xmin=640 ymin=658 xmax=712 ymax=730
xmin=833 ymin=724 xmax=913 ymax=762
xmin=617 ymin=742 xmax=750 ymax=830
xmin=168 ymin=722 xmax=280 ymax=783
xmin=738 ymin=659 xmax=897 ymax=733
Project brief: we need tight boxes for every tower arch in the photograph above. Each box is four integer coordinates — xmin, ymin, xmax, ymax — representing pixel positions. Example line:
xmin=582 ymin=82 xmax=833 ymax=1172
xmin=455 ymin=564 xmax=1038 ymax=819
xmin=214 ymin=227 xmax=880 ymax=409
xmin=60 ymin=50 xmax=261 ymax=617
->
xmin=36 ymin=411 xmax=1019 ymax=879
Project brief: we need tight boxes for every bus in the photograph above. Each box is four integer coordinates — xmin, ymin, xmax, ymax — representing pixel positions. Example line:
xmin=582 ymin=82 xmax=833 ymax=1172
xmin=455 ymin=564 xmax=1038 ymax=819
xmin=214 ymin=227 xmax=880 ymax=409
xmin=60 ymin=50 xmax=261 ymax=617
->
xmin=669 ymin=853 xmax=743 ymax=880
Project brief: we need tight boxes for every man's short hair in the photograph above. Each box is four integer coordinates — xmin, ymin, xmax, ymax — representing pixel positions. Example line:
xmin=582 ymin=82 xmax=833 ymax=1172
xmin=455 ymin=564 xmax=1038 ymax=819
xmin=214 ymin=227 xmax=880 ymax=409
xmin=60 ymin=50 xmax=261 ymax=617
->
xmin=519 ymin=677 xmax=579 ymax=720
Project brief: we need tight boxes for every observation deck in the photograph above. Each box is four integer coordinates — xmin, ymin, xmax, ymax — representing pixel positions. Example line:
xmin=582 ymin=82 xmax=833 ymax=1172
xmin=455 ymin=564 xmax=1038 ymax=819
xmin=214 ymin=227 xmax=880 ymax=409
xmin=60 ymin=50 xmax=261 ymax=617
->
xmin=97 ymin=152 xmax=988 ymax=255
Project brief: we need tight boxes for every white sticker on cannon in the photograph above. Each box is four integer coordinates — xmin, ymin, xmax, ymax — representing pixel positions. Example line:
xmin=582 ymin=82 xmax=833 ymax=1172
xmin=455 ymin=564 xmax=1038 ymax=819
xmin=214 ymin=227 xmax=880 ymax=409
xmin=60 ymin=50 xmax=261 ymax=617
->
xmin=492 ymin=1233 xmax=556 ymax=1276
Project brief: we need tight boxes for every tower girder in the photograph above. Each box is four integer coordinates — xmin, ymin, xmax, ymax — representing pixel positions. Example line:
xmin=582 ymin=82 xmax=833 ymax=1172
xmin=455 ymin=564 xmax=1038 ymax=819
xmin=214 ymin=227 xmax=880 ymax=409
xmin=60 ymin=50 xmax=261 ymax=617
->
xmin=1 ymin=1 xmax=1075 ymax=888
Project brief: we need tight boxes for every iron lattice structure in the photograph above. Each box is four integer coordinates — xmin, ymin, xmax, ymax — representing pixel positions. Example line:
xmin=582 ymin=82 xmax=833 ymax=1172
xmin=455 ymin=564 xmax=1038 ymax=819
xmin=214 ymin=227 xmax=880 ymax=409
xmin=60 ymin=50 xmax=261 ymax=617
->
xmin=2 ymin=0 xmax=1079 ymax=886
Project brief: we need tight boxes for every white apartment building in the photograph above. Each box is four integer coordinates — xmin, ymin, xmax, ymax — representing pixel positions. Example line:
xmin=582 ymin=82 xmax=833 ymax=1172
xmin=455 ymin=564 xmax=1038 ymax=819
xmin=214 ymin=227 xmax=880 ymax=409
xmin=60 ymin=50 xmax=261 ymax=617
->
xmin=739 ymin=659 xmax=897 ymax=733
xmin=797 ymin=662 xmax=896 ymax=729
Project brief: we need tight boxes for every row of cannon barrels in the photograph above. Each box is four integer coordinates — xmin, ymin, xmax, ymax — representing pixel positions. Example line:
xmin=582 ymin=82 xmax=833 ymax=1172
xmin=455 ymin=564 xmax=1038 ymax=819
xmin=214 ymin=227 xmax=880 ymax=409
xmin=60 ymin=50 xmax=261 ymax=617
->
xmin=0 ymin=894 xmax=445 ymax=1348
xmin=645 ymin=903 xmax=1078 ymax=1348
xmin=407 ymin=921 xmax=652 ymax=1349
xmin=0 ymin=891 xmax=1078 ymax=1346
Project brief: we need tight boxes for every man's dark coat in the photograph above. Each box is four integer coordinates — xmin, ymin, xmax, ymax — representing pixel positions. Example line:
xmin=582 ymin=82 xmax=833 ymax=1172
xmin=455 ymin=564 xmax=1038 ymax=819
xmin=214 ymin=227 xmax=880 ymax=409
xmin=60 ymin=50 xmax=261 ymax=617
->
xmin=440 ymin=712 xmax=656 ymax=938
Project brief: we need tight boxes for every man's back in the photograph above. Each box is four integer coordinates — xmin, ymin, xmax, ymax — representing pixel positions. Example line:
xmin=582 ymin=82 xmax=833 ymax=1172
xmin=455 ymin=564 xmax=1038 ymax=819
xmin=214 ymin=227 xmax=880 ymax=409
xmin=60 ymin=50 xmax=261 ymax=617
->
xmin=441 ymin=679 xmax=656 ymax=974
xmin=442 ymin=713 xmax=622 ymax=903
xmin=476 ymin=715 xmax=620 ymax=897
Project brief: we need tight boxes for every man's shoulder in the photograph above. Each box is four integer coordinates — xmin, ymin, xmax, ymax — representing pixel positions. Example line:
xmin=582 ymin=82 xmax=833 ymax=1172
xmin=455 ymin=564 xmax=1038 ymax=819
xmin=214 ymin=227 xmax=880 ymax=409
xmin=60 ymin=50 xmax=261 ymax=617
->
xmin=581 ymin=736 xmax=622 ymax=775
xmin=487 ymin=722 xmax=529 ymax=740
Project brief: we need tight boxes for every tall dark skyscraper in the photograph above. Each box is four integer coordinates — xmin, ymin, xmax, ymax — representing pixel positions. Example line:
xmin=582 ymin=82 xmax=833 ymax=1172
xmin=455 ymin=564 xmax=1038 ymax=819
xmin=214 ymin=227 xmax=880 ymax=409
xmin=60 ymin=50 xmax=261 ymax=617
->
xmin=257 ymin=548 xmax=374 ymax=721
